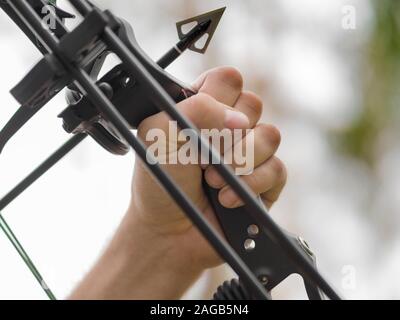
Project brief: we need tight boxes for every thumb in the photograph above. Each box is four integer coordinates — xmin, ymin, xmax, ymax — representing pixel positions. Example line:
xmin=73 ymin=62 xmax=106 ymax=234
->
xmin=176 ymin=93 xmax=249 ymax=130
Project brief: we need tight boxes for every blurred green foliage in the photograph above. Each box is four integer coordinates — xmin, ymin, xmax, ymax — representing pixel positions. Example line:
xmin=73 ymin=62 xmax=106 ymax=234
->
xmin=336 ymin=0 xmax=400 ymax=165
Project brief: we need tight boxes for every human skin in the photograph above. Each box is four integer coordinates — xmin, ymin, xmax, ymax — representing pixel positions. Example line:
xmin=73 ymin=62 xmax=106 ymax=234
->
xmin=69 ymin=67 xmax=287 ymax=300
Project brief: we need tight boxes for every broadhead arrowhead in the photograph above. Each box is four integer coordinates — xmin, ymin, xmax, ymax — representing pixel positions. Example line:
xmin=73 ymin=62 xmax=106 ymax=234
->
xmin=31 ymin=0 xmax=75 ymax=19
xmin=176 ymin=7 xmax=226 ymax=54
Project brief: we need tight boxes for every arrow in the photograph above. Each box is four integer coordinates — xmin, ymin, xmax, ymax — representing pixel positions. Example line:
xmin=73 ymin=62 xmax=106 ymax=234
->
xmin=158 ymin=7 xmax=226 ymax=68
xmin=176 ymin=7 xmax=226 ymax=54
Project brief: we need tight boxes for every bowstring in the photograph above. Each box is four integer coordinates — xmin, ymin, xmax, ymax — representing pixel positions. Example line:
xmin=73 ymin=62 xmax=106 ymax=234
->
xmin=0 ymin=0 xmax=65 ymax=300
xmin=0 ymin=212 xmax=56 ymax=300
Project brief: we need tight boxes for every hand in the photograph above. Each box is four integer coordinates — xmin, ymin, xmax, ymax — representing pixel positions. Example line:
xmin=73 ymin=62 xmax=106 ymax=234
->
xmin=70 ymin=67 xmax=287 ymax=300
xmin=130 ymin=67 xmax=287 ymax=272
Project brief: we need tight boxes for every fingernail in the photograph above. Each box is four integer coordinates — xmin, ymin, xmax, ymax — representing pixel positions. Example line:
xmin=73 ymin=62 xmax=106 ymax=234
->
xmin=224 ymin=109 xmax=249 ymax=129
xmin=205 ymin=168 xmax=225 ymax=188
xmin=220 ymin=188 xmax=238 ymax=208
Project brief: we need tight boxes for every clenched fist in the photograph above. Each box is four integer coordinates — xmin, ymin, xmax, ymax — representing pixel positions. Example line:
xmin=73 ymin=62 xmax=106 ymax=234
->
xmin=131 ymin=66 xmax=286 ymax=268
xmin=70 ymin=67 xmax=287 ymax=300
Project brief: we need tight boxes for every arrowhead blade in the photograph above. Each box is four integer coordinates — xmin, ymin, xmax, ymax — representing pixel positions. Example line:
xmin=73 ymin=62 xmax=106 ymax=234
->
xmin=176 ymin=7 xmax=226 ymax=54
xmin=54 ymin=6 xmax=75 ymax=19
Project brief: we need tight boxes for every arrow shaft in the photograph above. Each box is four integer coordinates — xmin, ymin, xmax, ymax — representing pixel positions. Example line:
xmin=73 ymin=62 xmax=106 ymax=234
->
xmin=158 ymin=20 xmax=211 ymax=68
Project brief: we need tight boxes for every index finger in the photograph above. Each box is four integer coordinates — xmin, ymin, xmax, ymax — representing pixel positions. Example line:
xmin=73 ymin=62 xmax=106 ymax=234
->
xmin=192 ymin=66 xmax=243 ymax=107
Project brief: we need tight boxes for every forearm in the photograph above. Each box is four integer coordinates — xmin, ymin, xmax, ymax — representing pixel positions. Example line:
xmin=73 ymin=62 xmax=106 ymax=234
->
xmin=69 ymin=206 xmax=202 ymax=300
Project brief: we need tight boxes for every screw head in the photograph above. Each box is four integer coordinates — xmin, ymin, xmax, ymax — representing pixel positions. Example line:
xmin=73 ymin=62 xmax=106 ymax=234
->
xmin=247 ymin=224 xmax=259 ymax=237
xmin=244 ymin=239 xmax=256 ymax=251
xmin=259 ymin=275 xmax=269 ymax=285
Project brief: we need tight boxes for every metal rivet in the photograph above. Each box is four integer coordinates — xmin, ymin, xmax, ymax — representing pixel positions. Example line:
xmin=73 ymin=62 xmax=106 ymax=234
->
xmin=259 ymin=275 xmax=269 ymax=285
xmin=247 ymin=224 xmax=259 ymax=237
xmin=122 ymin=76 xmax=134 ymax=87
xmin=244 ymin=239 xmax=256 ymax=251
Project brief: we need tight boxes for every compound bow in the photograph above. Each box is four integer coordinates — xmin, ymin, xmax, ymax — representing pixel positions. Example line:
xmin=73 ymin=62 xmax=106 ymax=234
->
xmin=0 ymin=0 xmax=342 ymax=300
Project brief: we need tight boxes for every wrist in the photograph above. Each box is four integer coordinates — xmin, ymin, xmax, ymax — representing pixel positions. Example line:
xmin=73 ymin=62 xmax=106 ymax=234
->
xmin=70 ymin=207 xmax=202 ymax=300
xmin=123 ymin=205 xmax=204 ymax=277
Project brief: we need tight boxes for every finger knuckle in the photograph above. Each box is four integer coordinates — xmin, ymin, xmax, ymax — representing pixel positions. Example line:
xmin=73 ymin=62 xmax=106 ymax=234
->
xmin=259 ymin=124 xmax=281 ymax=147
xmin=246 ymin=172 xmax=262 ymax=190
xmin=190 ymin=92 xmax=213 ymax=109
xmin=243 ymin=91 xmax=263 ymax=116
xmin=216 ymin=66 xmax=244 ymax=90
xmin=271 ymin=157 xmax=287 ymax=182
xmin=186 ymin=92 xmax=215 ymax=119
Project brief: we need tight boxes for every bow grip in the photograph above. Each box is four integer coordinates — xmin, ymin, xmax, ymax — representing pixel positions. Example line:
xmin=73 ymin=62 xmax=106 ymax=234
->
xmin=202 ymin=176 xmax=324 ymax=299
